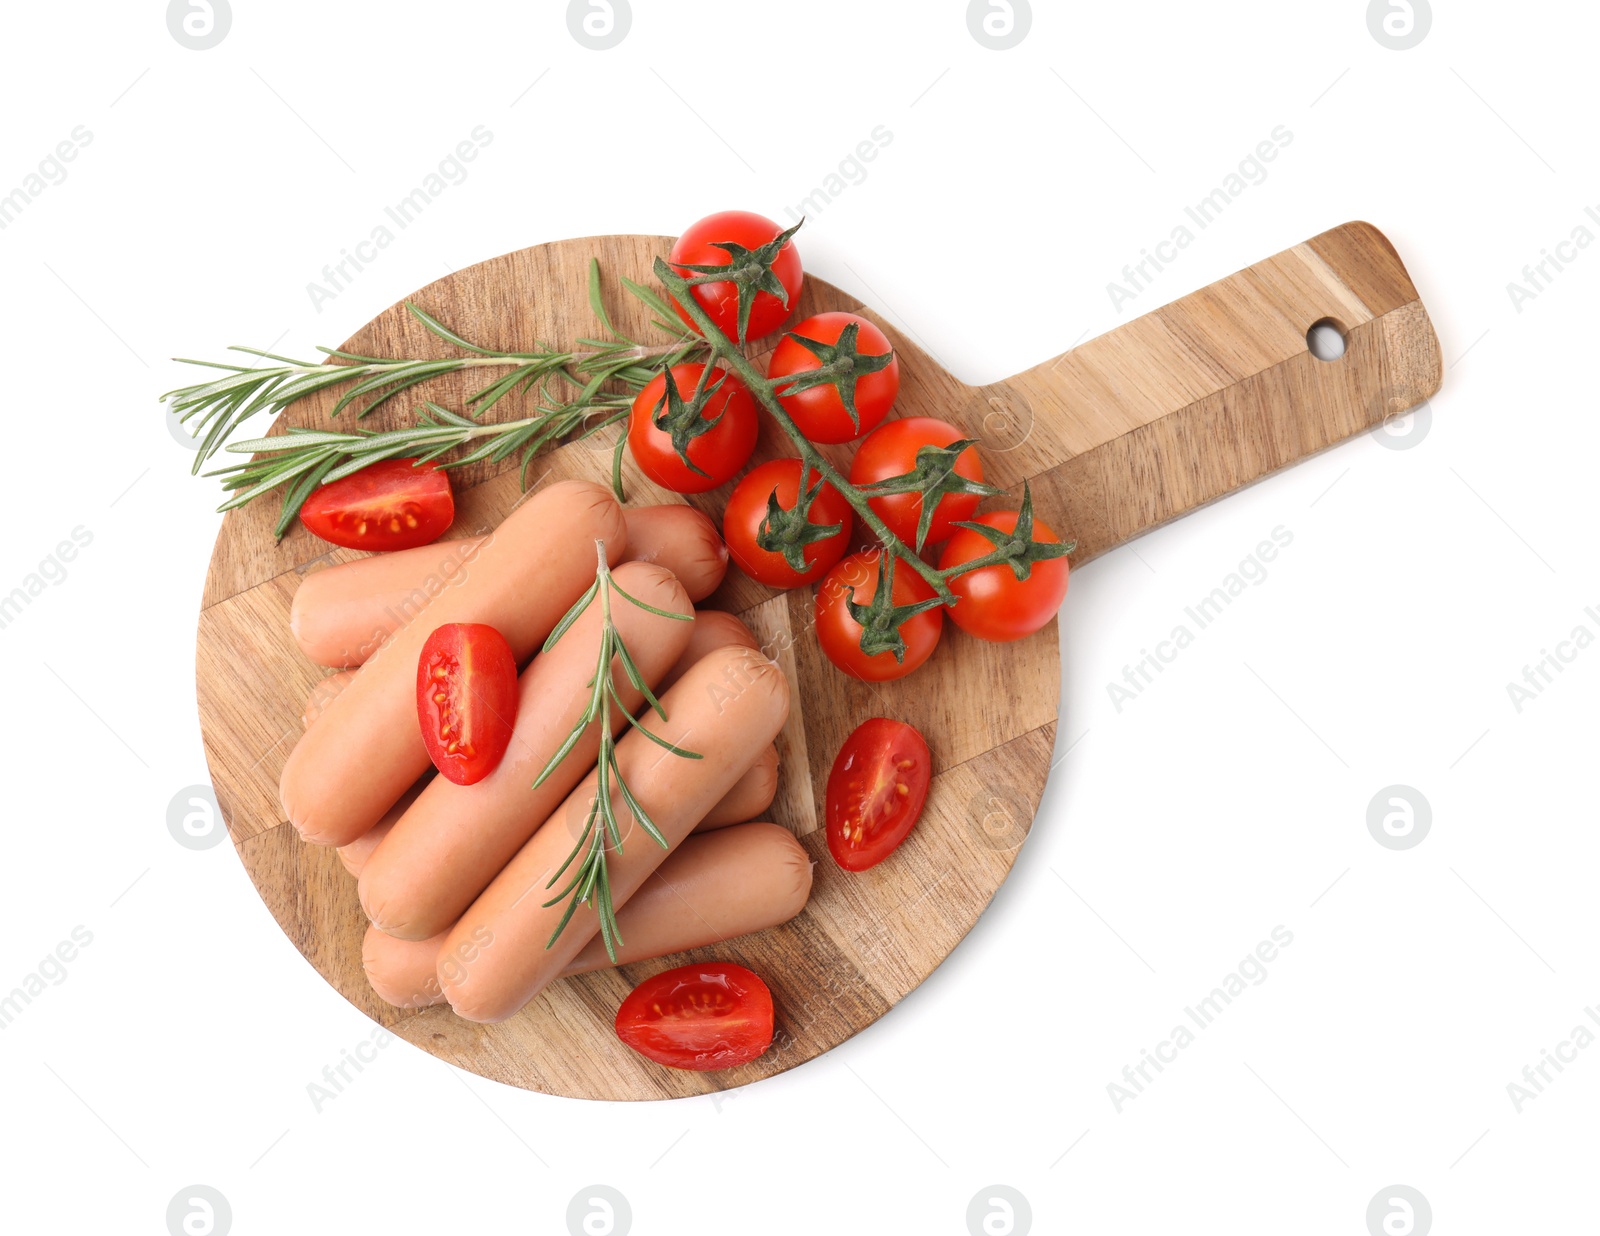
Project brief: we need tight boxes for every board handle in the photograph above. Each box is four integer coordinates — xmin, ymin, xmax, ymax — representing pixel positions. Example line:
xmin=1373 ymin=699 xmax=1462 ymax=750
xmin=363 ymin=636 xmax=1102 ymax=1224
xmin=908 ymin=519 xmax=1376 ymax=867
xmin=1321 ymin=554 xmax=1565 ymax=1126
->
xmin=978 ymin=222 xmax=1443 ymax=565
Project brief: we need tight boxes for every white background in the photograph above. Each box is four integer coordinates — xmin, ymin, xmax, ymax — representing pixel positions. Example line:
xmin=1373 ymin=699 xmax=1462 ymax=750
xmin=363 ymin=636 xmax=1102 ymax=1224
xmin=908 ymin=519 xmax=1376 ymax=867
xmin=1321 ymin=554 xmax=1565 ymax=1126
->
xmin=0 ymin=1 xmax=1593 ymax=1233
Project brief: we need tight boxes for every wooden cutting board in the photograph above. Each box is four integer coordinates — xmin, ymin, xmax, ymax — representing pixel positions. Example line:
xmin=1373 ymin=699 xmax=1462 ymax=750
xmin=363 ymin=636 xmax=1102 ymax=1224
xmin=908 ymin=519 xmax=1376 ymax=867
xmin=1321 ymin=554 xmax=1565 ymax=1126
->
xmin=197 ymin=222 xmax=1440 ymax=1101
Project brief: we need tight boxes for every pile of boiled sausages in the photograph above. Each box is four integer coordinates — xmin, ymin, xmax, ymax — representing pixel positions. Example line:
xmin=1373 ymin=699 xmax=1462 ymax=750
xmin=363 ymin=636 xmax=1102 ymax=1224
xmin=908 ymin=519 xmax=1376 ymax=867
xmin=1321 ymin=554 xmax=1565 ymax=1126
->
xmin=278 ymin=478 xmax=808 ymax=1025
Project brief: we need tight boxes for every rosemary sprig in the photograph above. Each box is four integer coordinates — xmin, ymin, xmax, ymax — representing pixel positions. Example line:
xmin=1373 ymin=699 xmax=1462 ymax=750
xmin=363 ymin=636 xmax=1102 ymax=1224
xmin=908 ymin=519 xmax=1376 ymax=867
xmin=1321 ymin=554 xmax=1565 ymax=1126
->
xmin=209 ymin=398 xmax=631 ymax=539
xmin=532 ymin=541 xmax=699 ymax=962
xmin=170 ymin=261 xmax=705 ymax=534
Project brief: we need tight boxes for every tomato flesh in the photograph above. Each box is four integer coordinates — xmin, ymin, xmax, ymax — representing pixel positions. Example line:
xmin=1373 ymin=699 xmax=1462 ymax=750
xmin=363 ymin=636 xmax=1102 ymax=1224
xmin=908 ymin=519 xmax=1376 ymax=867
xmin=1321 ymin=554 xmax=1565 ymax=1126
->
xmin=416 ymin=623 xmax=518 ymax=786
xmin=826 ymin=718 xmax=933 ymax=871
xmin=299 ymin=458 xmax=454 ymax=551
xmin=614 ymin=962 xmax=775 ymax=1071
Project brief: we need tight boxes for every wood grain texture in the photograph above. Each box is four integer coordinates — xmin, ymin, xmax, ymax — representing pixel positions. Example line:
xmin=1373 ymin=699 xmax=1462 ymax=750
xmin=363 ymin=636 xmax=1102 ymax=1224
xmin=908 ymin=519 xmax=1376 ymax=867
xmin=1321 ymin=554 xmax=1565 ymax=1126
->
xmin=197 ymin=222 xmax=1440 ymax=1100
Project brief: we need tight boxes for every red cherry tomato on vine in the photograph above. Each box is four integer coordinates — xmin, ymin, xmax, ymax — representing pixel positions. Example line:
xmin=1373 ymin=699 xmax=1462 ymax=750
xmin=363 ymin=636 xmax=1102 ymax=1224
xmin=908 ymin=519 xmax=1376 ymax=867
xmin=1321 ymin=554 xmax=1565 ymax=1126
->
xmin=416 ymin=622 xmax=518 ymax=785
xmin=628 ymin=363 xmax=758 ymax=494
xmin=849 ymin=416 xmax=986 ymax=548
xmin=723 ymin=458 xmax=854 ymax=589
xmin=614 ymin=962 xmax=775 ymax=1071
xmin=814 ymin=550 xmax=943 ymax=682
xmin=299 ymin=458 xmax=453 ymax=551
xmin=768 ymin=312 xmax=899 ymax=445
xmin=668 ymin=210 xmax=803 ymax=342
xmin=825 ymin=717 xmax=933 ymax=872
xmin=938 ymin=512 xmax=1071 ymax=642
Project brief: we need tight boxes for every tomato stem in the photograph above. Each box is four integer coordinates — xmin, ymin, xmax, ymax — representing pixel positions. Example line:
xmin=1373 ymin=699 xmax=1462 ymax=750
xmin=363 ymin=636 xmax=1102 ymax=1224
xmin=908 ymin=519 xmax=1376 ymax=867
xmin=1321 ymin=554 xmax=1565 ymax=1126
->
xmin=653 ymin=258 xmax=959 ymax=606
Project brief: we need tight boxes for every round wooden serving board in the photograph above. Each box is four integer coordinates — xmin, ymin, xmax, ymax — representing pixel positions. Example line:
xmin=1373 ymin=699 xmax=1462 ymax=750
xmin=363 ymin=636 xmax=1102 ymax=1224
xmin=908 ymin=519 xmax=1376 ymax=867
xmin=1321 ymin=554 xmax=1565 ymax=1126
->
xmin=197 ymin=226 xmax=1441 ymax=1100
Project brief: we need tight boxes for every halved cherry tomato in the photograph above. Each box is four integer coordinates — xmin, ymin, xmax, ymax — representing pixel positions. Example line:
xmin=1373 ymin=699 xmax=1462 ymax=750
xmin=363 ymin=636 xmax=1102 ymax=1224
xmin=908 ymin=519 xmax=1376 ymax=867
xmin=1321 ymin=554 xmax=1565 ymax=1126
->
xmin=299 ymin=458 xmax=453 ymax=551
xmin=768 ymin=312 xmax=899 ymax=444
xmin=723 ymin=458 xmax=853 ymax=589
xmin=826 ymin=717 xmax=933 ymax=871
xmin=814 ymin=550 xmax=943 ymax=682
xmin=849 ymin=416 xmax=987 ymax=548
xmin=938 ymin=512 xmax=1071 ymax=642
xmin=668 ymin=211 xmax=803 ymax=342
xmin=628 ymin=363 xmax=759 ymax=494
xmin=614 ymin=962 xmax=775 ymax=1071
xmin=416 ymin=622 xmax=518 ymax=786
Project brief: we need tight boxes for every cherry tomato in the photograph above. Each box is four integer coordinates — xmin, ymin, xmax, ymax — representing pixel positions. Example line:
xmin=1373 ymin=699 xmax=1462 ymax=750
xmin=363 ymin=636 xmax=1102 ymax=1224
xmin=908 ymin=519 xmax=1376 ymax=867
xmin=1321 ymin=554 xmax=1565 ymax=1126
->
xmin=768 ymin=312 xmax=899 ymax=444
xmin=826 ymin=717 xmax=933 ymax=872
xmin=298 ymin=458 xmax=453 ymax=551
xmin=668 ymin=210 xmax=803 ymax=342
xmin=814 ymin=550 xmax=943 ymax=682
xmin=938 ymin=512 xmax=1071 ymax=642
xmin=849 ymin=416 xmax=986 ymax=548
xmin=628 ymin=363 xmax=758 ymax=494
xmin=614 ymin=962 xmax=775 ymax=1071
xmin=723 ymin=458 xmax=853 ymax=589
xmin=416 ymin=622 xmax=518 ymax=785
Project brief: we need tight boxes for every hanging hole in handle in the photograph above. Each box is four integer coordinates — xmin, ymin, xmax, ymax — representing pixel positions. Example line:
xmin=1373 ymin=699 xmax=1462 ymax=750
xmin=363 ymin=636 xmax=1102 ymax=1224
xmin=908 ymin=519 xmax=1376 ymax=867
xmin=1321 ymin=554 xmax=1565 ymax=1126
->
xmin=1306 ymin=318 xmax=1348 ymax=362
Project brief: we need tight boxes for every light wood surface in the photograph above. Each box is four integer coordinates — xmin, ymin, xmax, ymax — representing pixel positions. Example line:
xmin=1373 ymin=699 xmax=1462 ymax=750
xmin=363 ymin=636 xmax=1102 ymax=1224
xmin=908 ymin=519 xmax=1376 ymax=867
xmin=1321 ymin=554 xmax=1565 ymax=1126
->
xmin=197 ymin=223 xmax=1440 ymax=1100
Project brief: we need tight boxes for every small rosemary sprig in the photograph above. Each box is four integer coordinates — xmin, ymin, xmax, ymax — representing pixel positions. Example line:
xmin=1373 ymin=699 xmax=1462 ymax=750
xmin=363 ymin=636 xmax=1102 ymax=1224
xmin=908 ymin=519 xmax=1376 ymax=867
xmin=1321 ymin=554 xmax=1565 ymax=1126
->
xmin=532 ymin=540 xmax=699 ymax=962
xmin=211 ymin=398 xmax=631 ymax=539
xmin=165 ymin=262 xmax=704 ymax=532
